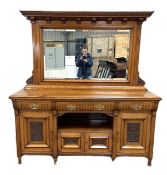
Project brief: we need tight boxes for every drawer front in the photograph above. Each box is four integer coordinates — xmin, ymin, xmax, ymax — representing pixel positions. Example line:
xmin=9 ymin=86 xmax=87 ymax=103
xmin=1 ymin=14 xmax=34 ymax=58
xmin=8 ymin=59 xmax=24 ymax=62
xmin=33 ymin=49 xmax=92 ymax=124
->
xmin=58 ymin=132 xmax=84 ymax=153
xmin=15 ymin=101 xmax=52 ymax=110
xmin=56 ymin=102 xmax=114 ymax=111
xmin=118 ymin=101 xmax=154 ymax=111
xmin=85 ymin=132 xmax=112 ymax=154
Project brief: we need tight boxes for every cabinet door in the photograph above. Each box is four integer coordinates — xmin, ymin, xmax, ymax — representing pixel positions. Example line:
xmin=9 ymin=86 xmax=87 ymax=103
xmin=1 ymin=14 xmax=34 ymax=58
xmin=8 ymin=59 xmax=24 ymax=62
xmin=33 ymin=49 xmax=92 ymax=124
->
xmin=58 ymin=132 xmax=84 ymax=153
xmin=85 ymin=132 xmax=112 ymax=154
xmin=20 ymin=111 xmax=53 ymax=153
xmin=117 ymin=112 xmax=151 ymax=155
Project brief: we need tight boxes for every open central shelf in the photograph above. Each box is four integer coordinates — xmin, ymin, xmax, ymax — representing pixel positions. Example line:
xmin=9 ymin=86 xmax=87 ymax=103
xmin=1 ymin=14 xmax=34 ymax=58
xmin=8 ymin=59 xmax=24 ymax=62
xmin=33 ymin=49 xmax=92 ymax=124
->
xmin=58 ymin=113 xmax=113 ymax=154
xmin=58 ymin=113 xmax=113 ymax=131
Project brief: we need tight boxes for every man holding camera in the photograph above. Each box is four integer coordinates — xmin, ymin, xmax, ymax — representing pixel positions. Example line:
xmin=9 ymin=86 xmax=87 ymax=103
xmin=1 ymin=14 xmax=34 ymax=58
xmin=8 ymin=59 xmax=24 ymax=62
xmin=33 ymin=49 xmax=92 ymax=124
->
xmin=76 ymin=45 xmax=93 ymax=79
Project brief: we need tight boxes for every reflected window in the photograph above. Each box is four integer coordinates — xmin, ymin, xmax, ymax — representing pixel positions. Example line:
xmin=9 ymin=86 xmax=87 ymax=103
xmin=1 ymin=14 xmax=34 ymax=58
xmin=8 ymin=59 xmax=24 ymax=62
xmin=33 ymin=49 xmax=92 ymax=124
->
xmin=43 ymin=29 xmax=130 ymax=80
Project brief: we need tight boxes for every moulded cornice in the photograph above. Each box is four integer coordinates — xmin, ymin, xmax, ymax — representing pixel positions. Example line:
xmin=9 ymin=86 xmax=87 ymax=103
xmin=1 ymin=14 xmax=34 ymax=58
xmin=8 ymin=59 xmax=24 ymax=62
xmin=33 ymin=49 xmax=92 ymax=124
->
xmin=20 ymin=11 xmax=154 ymax=23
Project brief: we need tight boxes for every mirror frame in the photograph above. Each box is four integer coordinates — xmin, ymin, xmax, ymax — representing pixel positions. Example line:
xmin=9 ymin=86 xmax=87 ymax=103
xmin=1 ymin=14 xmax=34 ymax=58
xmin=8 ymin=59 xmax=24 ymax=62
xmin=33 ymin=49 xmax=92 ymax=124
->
xmin=21 ymin=11 xmax=153 ymax=86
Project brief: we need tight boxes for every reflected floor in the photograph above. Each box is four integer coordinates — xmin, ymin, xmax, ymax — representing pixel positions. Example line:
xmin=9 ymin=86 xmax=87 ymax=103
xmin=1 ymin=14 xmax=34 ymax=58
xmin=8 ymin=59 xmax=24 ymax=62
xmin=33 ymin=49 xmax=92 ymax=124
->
xmin=44 ymin=66 xmax=78 ymax=79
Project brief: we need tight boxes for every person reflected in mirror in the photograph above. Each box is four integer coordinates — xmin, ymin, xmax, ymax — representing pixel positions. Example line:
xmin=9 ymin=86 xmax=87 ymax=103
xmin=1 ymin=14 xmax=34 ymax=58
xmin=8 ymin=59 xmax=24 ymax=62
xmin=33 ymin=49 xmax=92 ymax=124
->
xmin=76 ymin=45 xmax=93 ymax=79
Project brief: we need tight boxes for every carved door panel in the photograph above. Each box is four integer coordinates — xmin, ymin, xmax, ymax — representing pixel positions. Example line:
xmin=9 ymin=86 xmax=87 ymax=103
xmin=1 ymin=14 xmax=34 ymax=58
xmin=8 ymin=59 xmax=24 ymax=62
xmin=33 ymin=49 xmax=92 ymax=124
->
xmin=20 ymin=111 xmax=53 ymax=153
xmin=117 ymin=112 xmax=151 ymax=154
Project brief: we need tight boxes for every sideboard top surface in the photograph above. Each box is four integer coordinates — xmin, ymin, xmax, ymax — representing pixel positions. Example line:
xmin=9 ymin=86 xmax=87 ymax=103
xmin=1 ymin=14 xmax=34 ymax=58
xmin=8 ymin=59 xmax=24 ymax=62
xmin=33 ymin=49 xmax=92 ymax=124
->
xmin=9 ymin=85 xmax=161 ymax=101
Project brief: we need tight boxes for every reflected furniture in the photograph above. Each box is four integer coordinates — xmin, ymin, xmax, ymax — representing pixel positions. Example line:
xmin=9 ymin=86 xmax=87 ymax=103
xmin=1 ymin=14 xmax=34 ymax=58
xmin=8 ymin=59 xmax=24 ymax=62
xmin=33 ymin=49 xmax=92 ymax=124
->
xmin=9 ymin=11 xmax=161 ymax=166
xmin=95 ymin=60 xmax=117 ymax=78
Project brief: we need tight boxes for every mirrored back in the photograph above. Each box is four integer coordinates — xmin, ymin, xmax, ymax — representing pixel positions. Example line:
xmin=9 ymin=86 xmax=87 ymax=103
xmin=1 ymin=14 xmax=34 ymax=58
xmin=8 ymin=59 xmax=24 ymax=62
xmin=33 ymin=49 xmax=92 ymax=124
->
xmin=20 ymin=11 xmax=154 ymax=85
xmin=43 ymin=29 xmax=130 ymax=80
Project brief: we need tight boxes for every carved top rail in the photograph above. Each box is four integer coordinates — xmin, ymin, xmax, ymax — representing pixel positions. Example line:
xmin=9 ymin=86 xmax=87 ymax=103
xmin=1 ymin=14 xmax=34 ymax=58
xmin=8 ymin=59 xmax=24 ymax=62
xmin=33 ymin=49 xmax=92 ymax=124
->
xmin=20 ymin=11 xmax=153 ymax=23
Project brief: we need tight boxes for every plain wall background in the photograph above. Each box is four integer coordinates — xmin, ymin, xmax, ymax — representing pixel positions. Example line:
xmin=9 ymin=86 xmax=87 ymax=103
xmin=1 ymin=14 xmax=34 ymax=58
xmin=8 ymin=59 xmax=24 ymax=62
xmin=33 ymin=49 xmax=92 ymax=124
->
xmin=0 ymin=0 xmax=166 ymax=175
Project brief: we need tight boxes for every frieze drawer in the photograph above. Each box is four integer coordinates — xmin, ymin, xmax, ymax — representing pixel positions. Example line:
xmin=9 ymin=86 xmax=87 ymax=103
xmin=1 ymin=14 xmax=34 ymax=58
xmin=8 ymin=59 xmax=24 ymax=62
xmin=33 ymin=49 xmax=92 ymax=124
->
xmin=56 ymin=102 xmax=114 ymax=111
xmin=118 ymin=101 xmax=155 ymax=111
xmin=15 ymin=101 xmax=52 ymax=110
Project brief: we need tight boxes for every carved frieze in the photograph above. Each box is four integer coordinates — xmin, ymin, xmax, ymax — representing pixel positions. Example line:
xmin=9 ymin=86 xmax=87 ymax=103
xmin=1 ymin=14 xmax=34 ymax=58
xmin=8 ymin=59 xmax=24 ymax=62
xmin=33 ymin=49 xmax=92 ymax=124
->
xmin=56 ymin=102 xmax=114 ymax=111
xmin=15 ymin=101 xmax=52 ymax=110
xmin=118 ymin=102 xmax=154 ymax=111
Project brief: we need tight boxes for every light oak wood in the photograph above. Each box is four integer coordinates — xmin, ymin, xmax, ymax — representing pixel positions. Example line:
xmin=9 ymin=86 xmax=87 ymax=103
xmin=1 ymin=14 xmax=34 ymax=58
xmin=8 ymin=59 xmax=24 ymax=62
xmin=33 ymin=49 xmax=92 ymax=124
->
xmin=85 ymin=132 xmax=112 ymax=154
xmin=9 ymin=11 xmax=161 ymax=166
xmin=117 ymin=112 xmax=151 ymax=154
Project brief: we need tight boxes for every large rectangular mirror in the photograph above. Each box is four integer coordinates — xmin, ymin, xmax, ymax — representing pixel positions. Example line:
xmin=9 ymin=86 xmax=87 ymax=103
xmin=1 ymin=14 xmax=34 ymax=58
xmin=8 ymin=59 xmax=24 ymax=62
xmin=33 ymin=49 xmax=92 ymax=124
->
xmin=20 ymin=11 xmax=153 ymax=85
xmin=43 ymin=29 xmax=130 ymax=80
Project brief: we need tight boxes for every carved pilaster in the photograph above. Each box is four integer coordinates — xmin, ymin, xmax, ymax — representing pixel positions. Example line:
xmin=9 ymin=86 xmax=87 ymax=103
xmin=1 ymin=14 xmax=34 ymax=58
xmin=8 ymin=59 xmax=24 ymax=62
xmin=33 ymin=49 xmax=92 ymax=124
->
xmin=52 ymin=110 xmax=58 ymax=162
xmin=14 ymin=109 xmax=22 ymax=164
xmin=112 ymin=111 xmax=118 ymax=161
xmin=148 ymin=111 xmax=157 ymax=166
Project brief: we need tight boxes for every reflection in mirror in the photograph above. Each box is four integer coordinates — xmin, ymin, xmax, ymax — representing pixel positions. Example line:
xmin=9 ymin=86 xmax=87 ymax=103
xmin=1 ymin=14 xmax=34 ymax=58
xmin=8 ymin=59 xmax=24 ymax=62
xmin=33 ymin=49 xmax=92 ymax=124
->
xmin=43 ymin=29 xmax=130 ymax=80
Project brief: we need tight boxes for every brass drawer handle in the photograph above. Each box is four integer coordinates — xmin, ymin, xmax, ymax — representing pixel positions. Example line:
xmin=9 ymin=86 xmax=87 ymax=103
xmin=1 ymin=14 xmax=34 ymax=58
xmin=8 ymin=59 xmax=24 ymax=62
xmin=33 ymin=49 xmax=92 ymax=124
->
xmin=30 ymin=104 xmax=40 ymax=110
xmin=95 ymin=104 xmax=105 ymax=110
xmin=131 ymin=104 xmax=142 ymax=111
xmin=66 ymin=104 xmax=77 ymax=111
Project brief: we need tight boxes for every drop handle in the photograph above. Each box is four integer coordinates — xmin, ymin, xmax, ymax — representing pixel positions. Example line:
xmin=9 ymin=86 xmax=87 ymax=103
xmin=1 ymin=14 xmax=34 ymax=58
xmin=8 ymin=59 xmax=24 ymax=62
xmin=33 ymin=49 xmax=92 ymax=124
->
xmin=95 ymin=104 xmax=105 ymax=110
xmin=131 ymin=104 xmax=142 ymax=111
xmin=66 ymin=104 xmax=77 ymax=111
xmin=30 ymin=104 xmax=40 ymax=110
